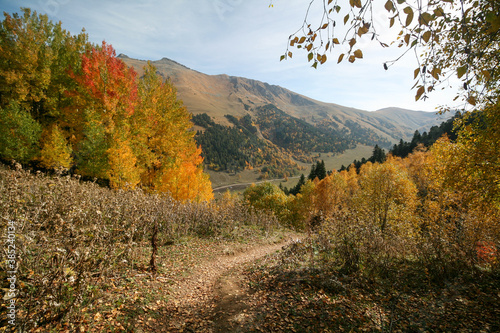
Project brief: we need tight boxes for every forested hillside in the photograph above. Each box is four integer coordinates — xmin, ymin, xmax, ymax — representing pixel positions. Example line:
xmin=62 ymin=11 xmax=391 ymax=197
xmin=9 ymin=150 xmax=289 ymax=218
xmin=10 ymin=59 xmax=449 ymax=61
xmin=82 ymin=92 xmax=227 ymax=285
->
xmin=255 ymin=104 xmax=353 ymax=158
xmin=0 ymin=9 xmax=212 ymax=201
xmin=119 ymin=56 xmax=450 ymax=148
xmin=192 ymin=113 xmax=302 ymax=178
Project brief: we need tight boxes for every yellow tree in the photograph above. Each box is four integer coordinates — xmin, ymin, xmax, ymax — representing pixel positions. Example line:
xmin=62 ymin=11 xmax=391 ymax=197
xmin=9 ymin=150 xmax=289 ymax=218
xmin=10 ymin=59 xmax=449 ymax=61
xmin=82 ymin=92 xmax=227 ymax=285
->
xmin=243 ymin=182 xmax=290 ymax=220
xmin=133 ymin=62 xmax=213 ymax=201
xmin=38 ymin=124 xmax=72 ymax=169
xmin=286 ymin=179 xmax=316 ymax=230
xmin=313 ymin=170 xmax=349 ymax=217
xmin=158 ymin=146 xmax=213 ymax=202
xmin=355 ymin=159 xmax=418 ymax=236
xmin=424 ymin=136 xmax=500 ymax=267
xmin=0 ymin=8 xmax=89 ymax=121
xmin=107 ymin=135 xmax=140 ymax=190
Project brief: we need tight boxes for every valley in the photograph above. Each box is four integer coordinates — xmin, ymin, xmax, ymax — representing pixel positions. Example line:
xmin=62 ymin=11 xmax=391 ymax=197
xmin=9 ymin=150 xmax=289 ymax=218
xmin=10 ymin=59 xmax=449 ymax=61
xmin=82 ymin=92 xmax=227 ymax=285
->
xmin=119 ymin=55 xmax=451 ymax=187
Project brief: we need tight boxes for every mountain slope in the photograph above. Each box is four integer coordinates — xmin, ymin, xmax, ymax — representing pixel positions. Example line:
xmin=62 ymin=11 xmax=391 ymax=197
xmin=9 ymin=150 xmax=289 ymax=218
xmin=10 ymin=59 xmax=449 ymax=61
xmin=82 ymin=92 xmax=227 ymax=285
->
xmin=374 ymin=107 xmax=447 ymax=134
xmin=119 ymin=55 xmax=449 ymax=145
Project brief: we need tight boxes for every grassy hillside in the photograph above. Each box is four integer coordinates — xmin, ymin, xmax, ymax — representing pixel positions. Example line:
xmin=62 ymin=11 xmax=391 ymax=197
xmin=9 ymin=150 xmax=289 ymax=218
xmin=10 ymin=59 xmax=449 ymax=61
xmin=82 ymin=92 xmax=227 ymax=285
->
xmin=118 ymin=55 xmax=449 ymax=144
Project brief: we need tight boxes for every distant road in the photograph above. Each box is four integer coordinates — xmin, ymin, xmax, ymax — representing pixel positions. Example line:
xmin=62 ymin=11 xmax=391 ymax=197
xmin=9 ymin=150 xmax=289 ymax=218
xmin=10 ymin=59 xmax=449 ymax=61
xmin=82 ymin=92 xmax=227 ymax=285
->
xmin=212 ymin=176 xmax=300 ymax=192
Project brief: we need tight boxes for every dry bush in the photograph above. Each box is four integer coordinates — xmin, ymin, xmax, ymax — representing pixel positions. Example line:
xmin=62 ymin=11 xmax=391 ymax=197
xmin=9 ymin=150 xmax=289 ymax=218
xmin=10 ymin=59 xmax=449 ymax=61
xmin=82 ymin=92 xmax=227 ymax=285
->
xmin=416 ymin=198 xmax=500 ymax=279
xmin=0 ymin=165 xmax=278 ymax=331
xmin=314 ymin=210 xmax=416 ymax=277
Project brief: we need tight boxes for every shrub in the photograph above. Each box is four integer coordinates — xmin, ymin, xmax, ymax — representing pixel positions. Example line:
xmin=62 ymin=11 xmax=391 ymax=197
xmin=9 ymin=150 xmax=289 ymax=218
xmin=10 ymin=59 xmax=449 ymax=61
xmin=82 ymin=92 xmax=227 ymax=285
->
xmin=0 ymin=165 xmax=278 ymax=330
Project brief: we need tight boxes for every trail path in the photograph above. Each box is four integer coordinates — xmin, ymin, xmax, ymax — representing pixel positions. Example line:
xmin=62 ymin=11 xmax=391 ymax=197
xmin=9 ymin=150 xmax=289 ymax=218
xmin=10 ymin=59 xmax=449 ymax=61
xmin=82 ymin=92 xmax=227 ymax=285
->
xmin=159 ymin=238 xmax=297 ymax=332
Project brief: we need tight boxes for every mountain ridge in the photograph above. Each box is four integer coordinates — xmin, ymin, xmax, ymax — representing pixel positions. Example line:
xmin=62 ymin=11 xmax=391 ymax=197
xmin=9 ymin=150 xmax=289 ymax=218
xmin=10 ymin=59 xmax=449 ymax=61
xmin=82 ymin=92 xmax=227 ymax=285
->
xmin=118 ymin=54 xmax=450 ymax=144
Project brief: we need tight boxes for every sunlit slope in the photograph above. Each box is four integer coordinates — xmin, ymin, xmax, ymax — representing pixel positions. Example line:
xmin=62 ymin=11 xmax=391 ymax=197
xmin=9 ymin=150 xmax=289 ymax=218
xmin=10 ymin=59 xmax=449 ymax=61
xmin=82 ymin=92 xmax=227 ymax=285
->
xmin=119 ymin=55 xmax=449 ymax=144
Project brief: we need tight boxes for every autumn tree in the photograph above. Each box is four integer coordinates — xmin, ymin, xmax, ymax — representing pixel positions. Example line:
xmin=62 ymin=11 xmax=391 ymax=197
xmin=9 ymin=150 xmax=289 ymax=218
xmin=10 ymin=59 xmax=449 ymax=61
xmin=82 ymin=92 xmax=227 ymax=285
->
xmin=244 ymin=182 xmax=290 ymax=216
xmin=38 ymin=124 xmax=73 ymax=169
xmin=0 ymin=102 xmax=41 ymax=163
xmin=66 ymin=41 xmax=137 ymax=140
xmin=280 ymin=0 xmax=499 ymax=106
xmin=313 ymin=170 xmax=349 ymax=217
xmin=0 ymin=8 xmax=89 ymax=122
xmin=66 ymin=41 xmax=141 ymax=187
xmin=133 ymin=62 xmax=213 ymax=201
xmin=420 ymin=136 xmax=500 ymax=271
xmin=355 ymin=158 xmax=418 ymax=236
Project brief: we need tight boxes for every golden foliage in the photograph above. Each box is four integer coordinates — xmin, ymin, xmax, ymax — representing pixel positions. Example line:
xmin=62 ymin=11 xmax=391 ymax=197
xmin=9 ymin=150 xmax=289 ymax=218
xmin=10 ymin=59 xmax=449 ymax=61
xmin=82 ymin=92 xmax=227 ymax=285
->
xmin=38 ymin=124 xmax=73 ymax=169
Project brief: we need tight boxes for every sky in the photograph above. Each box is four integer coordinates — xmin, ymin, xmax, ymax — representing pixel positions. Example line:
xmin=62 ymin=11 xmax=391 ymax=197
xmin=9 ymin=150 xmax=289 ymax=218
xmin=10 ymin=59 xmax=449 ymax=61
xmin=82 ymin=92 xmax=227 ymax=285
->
xmin=1 ymin=0 xmax=463 ymax=112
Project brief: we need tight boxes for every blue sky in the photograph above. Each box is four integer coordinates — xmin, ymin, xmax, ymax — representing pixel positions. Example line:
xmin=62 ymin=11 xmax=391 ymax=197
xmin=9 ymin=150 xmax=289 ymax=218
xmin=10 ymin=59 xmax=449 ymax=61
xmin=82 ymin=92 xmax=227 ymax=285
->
xmin=1 ymin=0 xmax=461 ymax=112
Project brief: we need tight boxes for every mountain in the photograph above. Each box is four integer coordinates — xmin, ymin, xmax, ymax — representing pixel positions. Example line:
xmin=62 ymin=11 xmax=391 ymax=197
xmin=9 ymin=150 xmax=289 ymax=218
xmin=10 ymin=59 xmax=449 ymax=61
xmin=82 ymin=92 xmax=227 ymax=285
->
xmin=118 ymin=55 xmax=450 ymax=178
xmin=119 ymin=55 xmax=449 ymax=141
xmin=374 ymin=107 xmax=447 ymax=134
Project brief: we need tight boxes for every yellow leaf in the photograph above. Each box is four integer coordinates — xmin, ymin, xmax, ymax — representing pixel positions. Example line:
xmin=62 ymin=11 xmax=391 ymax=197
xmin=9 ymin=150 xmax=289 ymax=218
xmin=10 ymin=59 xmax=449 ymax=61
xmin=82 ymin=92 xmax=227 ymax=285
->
xmin=419 ymin=12 xmax=432 ymax=26
xmin=457 ymin=65 xmax=467 ymax=79
xmin=337 ymin=53 xmax=345 ymax=63
xmin=422 ymin=31 xmax=431 ymax=43
xmin=353 ymin=49 xmax=363 ymax=58
xmin=404 ymin=34 xmax=410 ymax=45
xmin=348 ymin=55 xmax=356 ymax=63
xmin=415 ymin=86 xmax=425 ymax=101
xmin=385 ymin=0 xmax=394 ymax=12
xmin=467 ymin=95 xmax=476 ymax=106
xmin=333 ymin=38 xmax=340 ymax=44
xmin=431 ymin=67 xmax=441 ymax=80
xmin=404 ymin=6 xmax=414 ymax=26
xmin=357 ymin=26 xmax=369 ymax=37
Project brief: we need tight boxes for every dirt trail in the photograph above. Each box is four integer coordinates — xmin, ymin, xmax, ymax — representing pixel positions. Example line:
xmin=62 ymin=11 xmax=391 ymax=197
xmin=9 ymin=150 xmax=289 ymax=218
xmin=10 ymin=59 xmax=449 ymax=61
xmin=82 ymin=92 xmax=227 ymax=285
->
xmin=212 ymin=267 xmax=254 ymax=332
xmin=160 ymin=238 xmax=297 ymax=332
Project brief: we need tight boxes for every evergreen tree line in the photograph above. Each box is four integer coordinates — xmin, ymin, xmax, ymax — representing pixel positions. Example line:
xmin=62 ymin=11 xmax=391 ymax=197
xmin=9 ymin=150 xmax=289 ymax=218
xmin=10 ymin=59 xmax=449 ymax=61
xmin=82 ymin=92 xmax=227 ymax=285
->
xmin=282 ymin=160 xmax=327 ymax=195
xmin=338 ymin=144 xmax=387 ymax=173
xmin=390 ymin=112 xmax=461 ymax=158
xmin=338 ymin=113 xmax=462 ymax=173
xmin=192 ymin=113 xmax=300 ymax=177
